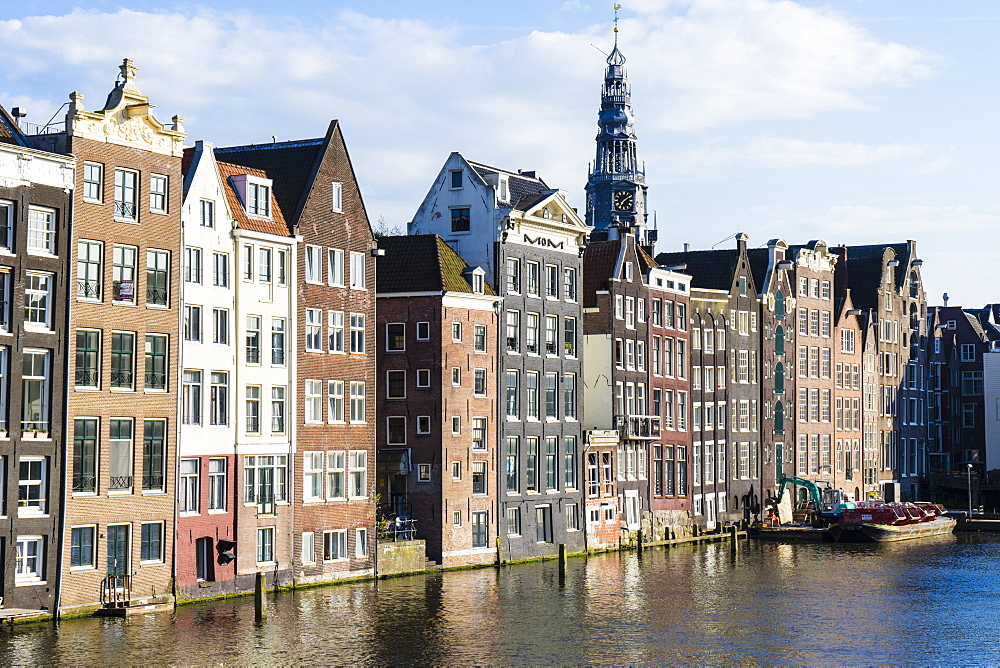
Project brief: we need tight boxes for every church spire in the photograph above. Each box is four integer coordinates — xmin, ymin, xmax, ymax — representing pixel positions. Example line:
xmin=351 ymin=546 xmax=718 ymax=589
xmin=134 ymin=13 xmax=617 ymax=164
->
xmin=585 ymin=5 xmax=648 ymax=234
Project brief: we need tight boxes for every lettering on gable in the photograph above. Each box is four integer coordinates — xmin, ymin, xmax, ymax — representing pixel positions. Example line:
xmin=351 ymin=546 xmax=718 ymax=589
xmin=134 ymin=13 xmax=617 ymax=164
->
xmin=523 ymin=234 xmax=565 ymax=250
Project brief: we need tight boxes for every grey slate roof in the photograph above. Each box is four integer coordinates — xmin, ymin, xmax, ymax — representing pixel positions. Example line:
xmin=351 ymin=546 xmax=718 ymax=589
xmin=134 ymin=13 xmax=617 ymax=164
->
xmin=655 ymin=248 xmax=739 ymax=292
xmin=836 ymin=243 xmax=912 ymax=311
xmin=377 ymin=234 xmax=496 ymax=296
xmin=469 ymin=161 xmax=549 ymax=208
xmin=214 ymin=138 xmax=325 ymax=224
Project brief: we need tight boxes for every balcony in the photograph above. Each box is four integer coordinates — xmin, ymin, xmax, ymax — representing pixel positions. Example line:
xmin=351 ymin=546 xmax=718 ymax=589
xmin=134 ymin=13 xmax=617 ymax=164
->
xmin=614 ymin=414 xmax=661 ymax=440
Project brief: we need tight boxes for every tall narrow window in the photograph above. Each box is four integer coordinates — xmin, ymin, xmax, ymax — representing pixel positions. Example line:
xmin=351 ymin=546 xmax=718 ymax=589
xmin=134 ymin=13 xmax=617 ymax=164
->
xmin=24 ymin=273 xmax=52 ymax=328
xmin=83 ymin=162 xmax=104 ymax=202
xmin=21 ymin=350 xmax=50 ymax=433
xmin=350 ymin=313 xmax=366 ymax=353
xmin=304 ymin=381 xmax=323 ymax=424
xmin=208 ymin=458 xmax=227 ymax=511
xmin=212 ymin=252 xmax=229 ymax=287
xmin=75 ymin=330 xmax=100 ymax=388
xmin=77 ymin=240 xmax=103 ymax=299
xmin=142 ymin=420 xmax=166 ymax=491
xmin=149 ymin=174 xmax=168 ymax=213
xmin=350 ymin=382 xmax=366 ymax=423
xmin=331 ymin=182 xmax=343 ymax=212
xmin=72 ymin=418 xmax=98 ymax=494
xmin=27 ymin=206 xmax=56 ymax=253
xmin=114 ymin=168 xmax=138 ymax=221
xmin=185 ymin=247 xmax=202 ymax=284
xmin=258 ymin=247 xmax=272 ymax=283
xmin=328 ymin=381 xmax=344 ymax=423
xmin=210 ymin=372 xmax=229 ymax=426
xmin=112 ymin=245 xmax=137 ymax=303
xmin=200 ymin=199 xmax=215 ymax=228
xmin=328 ymin=311 xmax=345 ymax=353
xmin=146 ymin=250 xmax=169 ymax=306
xmin=246 ymin=316 xmax=261 ymax=364
xmin=271 ymin=318 xmax=286 ymax=364
xmin=18 ymin=458 xmax=47 ymax=515
xmin=182 ymin=370 xmax=202 ymax=425
xmin=305 ymin=309 xmax=322 ymax=352
xmin=213 ymin=309 xmax=229 ymax=345
xmin=271 ymin=387 xmax=286 ymax=433
xmin=184 ymin=305 xmax=201 ymax=342
xmin=564 ymin=436 xmax=577 ymax=489
xmin=179 ymin=459 xmax=199 ymax=513
xmin=110 ymin=332 xmax=135 ymax=389
xmin=328 ymin=249 xmax=345 ymax=286
xmin=246 ymin=386 xmax=261 ymax=434
xmin=350 ymin=252 xmax=366 ymax=289
xmin=108 ymin=419 xmax=133 ymax=491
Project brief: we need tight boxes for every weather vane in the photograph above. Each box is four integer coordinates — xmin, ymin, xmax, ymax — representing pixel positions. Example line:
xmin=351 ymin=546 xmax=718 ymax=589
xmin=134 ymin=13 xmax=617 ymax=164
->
xmin=614 ymin=3 xmax=621 ymax=36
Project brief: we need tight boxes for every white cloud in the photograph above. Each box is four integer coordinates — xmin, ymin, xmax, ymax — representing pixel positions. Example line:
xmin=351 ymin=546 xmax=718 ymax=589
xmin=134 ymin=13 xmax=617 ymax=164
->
xmin=0 ymin=0 xmax=933 ymax=227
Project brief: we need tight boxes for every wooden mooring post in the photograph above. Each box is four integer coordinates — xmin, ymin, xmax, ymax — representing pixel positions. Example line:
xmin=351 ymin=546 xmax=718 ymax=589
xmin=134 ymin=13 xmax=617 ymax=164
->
xmin=729 ymin=524 xmax=739 ymax=552
xmin=255 ymin=572 xmax=267 ymax=620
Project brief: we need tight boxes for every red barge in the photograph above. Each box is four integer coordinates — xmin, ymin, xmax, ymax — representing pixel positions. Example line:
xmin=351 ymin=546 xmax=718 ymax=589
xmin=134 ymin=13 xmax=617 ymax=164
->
xmin=827 ymin=501 xmax=957 ymax=543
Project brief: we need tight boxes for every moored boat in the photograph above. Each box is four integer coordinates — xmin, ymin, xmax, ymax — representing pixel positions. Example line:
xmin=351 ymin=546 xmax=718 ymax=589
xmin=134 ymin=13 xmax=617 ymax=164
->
xmin=828 ymin=501 xmax=957 ymax=542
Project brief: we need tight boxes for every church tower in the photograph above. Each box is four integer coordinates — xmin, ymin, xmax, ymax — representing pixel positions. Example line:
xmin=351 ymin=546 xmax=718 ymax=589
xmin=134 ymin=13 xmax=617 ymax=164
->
xmin=585 ymin=11 xmax=649 ymax=239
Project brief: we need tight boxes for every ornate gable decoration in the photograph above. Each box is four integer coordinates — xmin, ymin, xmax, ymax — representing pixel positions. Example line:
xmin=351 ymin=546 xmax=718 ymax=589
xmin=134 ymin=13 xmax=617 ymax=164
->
xmin=67 ymin=59 xmax=186 ymax=157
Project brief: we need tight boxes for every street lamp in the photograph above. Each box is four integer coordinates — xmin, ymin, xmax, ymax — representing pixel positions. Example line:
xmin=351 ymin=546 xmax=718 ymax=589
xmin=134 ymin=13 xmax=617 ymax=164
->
xmin=967 ymin=463 xmax=974 ymax=519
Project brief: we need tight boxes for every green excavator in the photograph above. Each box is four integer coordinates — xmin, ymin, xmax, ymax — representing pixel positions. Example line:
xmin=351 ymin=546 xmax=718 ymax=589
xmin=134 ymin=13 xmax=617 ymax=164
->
xmin=771 ymin=474 xmax=856 ymax=527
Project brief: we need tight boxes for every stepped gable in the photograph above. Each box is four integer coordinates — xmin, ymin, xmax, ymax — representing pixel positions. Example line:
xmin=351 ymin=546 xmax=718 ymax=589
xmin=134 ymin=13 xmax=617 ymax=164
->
xmin=656 ymin=248 xmax=739 ymax=292
xmin=582 ymin=239 xmax=621 ymax=308
xmin=215 ymin=159 xmax=292 ymax=237
xmin=377 ymin=234 xmax=496 ymax=295
xmin=214 ymin=138 xmax=325 ymax=224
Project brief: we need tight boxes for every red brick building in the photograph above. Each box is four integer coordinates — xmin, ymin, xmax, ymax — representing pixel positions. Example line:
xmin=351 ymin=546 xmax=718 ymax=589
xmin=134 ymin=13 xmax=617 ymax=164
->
xmin=33 ymin=60 xmax=185 ymax=615
xmin=217 ymin=121 xmax=377 ymax=584
xmin=376 ymin=234 xmax=501 ymax=566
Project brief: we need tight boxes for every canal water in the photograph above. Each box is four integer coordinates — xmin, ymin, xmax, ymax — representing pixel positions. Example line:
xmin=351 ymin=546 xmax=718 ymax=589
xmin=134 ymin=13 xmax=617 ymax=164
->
xmin=4 ymin=534 xmax=1000 ymax=665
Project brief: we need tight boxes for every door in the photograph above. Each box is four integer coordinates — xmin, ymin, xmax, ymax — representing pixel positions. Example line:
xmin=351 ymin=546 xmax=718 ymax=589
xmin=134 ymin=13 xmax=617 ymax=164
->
xmin=196 ymin=537 xmax=214 ymax=582
xmin=107 ymin=524 xmax=129 ymax=579
xmin=705 ymin=495 xmax=717 ymax=531
xmin=257 ymin=465 xmax=274 ymax=515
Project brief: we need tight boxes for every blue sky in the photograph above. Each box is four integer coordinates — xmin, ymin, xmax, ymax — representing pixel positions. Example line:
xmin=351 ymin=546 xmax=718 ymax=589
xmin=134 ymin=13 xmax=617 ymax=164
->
xmin=2 ymin=0 xmax=998 ymax=307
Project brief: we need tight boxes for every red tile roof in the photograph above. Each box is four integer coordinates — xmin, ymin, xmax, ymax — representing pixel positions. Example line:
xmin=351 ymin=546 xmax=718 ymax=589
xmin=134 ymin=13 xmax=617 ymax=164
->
xmin=216 ymin=160 xmax=293 ymax=237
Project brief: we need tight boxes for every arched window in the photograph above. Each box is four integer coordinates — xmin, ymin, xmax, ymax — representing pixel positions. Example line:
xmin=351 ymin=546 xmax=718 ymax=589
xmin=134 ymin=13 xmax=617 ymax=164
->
xmin=774 ymin=401 xmax=785 ymax=435
xmin=775 ymin=325 xmax=785 ymax=357
xmin=775 ymin=289 xmax=786 ymax=320
xmin=774 ymin=362 xmax=785 ymax=394
xmin=910 ymin=272 xmax=919 ymax=299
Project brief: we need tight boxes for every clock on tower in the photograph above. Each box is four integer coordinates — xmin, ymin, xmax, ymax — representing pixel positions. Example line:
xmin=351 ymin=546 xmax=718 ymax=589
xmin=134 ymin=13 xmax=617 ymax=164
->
xmin=614 ymin=190 xmax=634 ymax=212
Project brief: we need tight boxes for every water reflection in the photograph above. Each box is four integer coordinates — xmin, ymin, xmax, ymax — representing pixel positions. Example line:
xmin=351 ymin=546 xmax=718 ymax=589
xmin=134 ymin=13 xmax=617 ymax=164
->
xmin=3 ymin=534 xmax=1000 ymax=664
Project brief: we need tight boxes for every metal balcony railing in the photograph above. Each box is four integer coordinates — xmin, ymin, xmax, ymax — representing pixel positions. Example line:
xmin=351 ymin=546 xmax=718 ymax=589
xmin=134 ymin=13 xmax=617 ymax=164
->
xmin=109 ymin=475 xmax=133 ymax=490
xmin=72 ymin=474 xmax=97 ymax=493
xmin=614 ymin=414 xmax=661 ymax=439
xmin=77 ymin=279 xmax=100 ymax=299
xmin=76 ymin=368 xmax=99 ymax=386
xmin=146 ymin=287 xmax=168 ymax=305
xmin=114 ymin=201 xmax=136 ymax=220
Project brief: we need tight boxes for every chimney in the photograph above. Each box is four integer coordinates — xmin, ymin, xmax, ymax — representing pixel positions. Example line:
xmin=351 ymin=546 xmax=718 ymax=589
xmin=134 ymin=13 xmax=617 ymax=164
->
xmin=683 ymin=243 xmax=690 ymax=252
xmin=943 ymin=293 xmax=949 ymax=306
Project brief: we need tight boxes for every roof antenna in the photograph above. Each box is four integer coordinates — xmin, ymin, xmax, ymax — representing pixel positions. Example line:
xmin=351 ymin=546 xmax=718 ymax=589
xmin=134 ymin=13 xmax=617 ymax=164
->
xmin=272 ymin=135 xmax=277 ymax=143
xmin=712 ymin=232 xmax=739 ymax=249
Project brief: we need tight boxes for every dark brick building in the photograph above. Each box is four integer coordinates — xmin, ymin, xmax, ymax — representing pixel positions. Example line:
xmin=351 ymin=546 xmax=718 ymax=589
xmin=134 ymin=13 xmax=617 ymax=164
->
xmin=0 ymin=105 xmax=74 ymax=613
xmin=376 ymin=234 xmax=501 ymax=566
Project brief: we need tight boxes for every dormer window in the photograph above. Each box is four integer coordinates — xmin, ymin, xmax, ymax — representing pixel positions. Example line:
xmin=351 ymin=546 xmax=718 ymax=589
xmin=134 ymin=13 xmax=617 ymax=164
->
xmin=463 ymin=267 xmax=485 ymax=294
xmin=499 ymin=176 xmax=508 ymax=201
xmin=248 ymin=182 xmax=270 ymax=218
xmin=231 ymin=174 xmax=273 ymax=220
